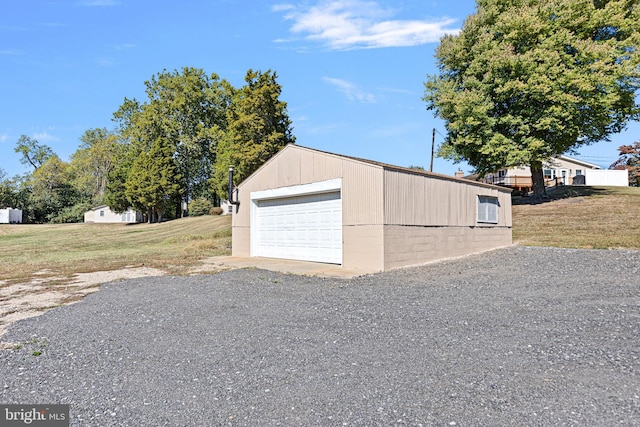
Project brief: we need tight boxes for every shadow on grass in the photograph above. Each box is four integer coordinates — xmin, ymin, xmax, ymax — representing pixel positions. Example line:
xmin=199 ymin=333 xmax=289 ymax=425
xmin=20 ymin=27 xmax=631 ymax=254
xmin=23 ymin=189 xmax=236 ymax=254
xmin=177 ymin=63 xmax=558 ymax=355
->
xmin=512 ymin=186 xmax=617 ymax=205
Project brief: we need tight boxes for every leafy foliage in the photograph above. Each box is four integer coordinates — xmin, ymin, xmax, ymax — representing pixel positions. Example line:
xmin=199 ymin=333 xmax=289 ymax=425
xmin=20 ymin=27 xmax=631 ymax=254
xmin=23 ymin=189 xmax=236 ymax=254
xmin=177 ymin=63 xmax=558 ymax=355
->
xmin=424 ymin=0 xmax=640 ymax=195
xmin=189 ymin=197 xmax=214 ymax=216
xmin=125 ymin=137 xmax=182 ymax=223
xmin=610 ymin=141 xmax=640 ymax=186
xmin=69 ymin=128 xmax=120 ymax=205
xmin=14 ymin=135 xmax=53 ymax=171
xmin=27 ymin=155 xmax=84 ymax=223
xmin=10 ymin=67 xmax=294 ymax=222
xmin=0 ymin=170 xmax=20 ymax=209
xmin=112 ymin=67 xmax=230 ymax=216
xmin=209 ymin=206 xmax=224 ymax=216
xmin=212 ymin=70 xmax=295 ymax=196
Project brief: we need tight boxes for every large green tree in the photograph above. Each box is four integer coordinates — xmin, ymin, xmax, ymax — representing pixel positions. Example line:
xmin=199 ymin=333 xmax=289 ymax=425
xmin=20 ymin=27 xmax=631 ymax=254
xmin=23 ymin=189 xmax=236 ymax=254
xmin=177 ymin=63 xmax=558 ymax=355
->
xmin=125 ymin=137 xmax=182 ymax=223
xmin=424 ymin=0 xmax=640 ymax=196
xmin=0 ymin=169 xmax=18 ymax=208
xmin=14 ymin=135 xmax=53 ymax=171
xmin=113 ymin=67 xmax=230 ymax=215
xmin=69 ymin=128 xmax=120 ymax=204
xmin=27 ymin=155 xmax=82 ymax=223
xmin=212 ymin=69 xmax=295 ymax=197
xmin=104 ymin=141 xmax=135 ymax=214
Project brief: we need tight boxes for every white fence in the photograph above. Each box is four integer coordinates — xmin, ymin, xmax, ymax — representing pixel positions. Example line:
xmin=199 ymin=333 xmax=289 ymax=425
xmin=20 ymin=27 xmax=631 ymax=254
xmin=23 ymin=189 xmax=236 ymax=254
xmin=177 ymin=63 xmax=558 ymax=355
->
xmin=584 ymin=169 xmax=629 ymax=187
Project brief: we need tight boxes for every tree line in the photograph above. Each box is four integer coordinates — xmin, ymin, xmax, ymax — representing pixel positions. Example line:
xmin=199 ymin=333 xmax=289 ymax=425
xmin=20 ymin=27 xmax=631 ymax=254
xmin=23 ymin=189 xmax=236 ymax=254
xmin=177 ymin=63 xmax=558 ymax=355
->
xmin=0 ymin=67 xmax=294 ymax=223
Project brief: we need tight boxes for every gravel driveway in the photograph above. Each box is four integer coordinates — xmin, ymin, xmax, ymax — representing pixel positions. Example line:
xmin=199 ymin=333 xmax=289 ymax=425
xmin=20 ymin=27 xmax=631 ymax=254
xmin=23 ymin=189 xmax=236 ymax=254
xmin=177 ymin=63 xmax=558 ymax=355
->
xmin=1 ymin=246 xmax=639 ymax=426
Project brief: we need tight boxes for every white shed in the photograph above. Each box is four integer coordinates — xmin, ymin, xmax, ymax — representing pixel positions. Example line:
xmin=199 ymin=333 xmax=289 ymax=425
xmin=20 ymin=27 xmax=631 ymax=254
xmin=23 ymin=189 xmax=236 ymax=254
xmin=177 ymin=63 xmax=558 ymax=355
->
xmin=0 ymin=208 xmax=22 ymax=224
xmin=84 ymin=206 xmax=141 ymax=223
xmin=220 ymin=200 xmax=234 ymax=215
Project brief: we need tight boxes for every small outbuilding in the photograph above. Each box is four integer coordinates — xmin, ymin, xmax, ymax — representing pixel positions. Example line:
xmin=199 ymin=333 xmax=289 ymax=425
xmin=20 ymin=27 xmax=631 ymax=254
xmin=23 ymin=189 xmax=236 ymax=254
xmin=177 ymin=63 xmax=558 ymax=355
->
xmin=84 ymin=205 xmax=141 ymax=224
xmin=220 ymin=200 xmax=234 ymax=215
xmin=232 ymin=144 xmax=512 ymax=273
xmin=0 ymin=208 xmax=22 ymax=224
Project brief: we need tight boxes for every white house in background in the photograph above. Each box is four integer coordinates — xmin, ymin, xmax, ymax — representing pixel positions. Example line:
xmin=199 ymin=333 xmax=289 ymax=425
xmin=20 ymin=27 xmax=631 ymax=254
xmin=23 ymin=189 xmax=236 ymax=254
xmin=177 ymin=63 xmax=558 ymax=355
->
xmin=220 ymin=200 xmax=234 ymax=215
xmin=84 ymin=205 xmax=141 ymax=223
xmin=0 ymin=208 xmax=22 ymax=224
xmin=482 ymin=155 xmax=604 ymax=192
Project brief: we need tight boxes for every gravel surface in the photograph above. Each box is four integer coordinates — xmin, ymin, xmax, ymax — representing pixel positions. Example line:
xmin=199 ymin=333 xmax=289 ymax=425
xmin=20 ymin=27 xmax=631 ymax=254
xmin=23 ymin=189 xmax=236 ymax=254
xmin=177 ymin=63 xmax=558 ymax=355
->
xmin=1 ymin=246 xmax=639 ymax=426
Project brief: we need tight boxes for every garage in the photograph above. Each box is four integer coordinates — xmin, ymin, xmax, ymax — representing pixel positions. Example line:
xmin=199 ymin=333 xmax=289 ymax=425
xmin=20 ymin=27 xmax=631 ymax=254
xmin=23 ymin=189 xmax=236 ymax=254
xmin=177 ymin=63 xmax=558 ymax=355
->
xmin=250 ymin=179 xmax=342 ymax=264
xmin=232 ymin=144 xmax=512 ymax=274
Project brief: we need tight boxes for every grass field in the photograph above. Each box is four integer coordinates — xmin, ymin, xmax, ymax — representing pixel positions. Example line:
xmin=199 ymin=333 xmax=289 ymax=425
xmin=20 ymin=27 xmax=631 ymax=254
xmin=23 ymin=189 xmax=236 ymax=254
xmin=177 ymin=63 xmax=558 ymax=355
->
xmin=0 ymin=215 xmax=232 ymax=285
xmin=1 ymin=186 xmax=638 ymax=286
xmin=512 ymin=185 xmax=640 ymax=249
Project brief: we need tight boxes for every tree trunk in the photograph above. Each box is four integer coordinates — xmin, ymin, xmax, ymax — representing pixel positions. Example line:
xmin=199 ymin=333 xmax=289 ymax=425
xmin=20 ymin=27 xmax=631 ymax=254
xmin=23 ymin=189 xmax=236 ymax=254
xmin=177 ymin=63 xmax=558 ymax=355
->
xmin=530 ymin=162 xmax=547 ymax=200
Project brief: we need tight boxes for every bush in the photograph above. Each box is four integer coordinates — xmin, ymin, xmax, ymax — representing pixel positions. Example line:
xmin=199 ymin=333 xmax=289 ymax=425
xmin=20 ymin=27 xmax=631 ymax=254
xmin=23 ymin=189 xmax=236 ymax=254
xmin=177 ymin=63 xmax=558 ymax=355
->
xmin=189 ymin=198 xmax=214 ymax=216
xmin=50 ymin=201 xmax=94 ymax=223
xmin=209 ymin=207 xmax=223 ymax=215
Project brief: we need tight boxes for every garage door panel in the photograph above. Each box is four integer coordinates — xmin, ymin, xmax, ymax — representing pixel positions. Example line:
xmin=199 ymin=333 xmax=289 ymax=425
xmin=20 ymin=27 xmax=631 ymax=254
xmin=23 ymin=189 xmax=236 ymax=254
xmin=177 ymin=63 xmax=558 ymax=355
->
xmin=254 ymin=191 xmax=342 ymax=264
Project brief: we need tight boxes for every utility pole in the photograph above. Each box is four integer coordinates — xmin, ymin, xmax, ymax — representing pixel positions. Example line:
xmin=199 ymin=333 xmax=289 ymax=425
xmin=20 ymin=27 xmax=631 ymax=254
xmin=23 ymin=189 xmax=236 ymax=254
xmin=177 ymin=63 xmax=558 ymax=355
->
xmin=430 ymin=128 xmax=435 ymax=172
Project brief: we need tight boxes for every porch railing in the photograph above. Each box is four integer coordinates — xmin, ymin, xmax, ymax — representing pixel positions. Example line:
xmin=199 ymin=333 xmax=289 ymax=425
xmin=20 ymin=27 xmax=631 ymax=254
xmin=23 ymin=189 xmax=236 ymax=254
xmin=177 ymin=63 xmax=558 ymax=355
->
xmin=482 ymin=175 xmax=567 ymax=190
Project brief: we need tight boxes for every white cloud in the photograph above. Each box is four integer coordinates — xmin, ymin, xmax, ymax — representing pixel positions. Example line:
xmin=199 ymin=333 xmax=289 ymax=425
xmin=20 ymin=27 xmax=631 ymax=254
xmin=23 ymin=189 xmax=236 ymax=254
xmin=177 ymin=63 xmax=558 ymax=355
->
xmin=0 ymin=49 xmax=22 ymax=56
xmin=78 ymin=0 xmax=120 ymax=6
xmin=38 ymin=22 xmax=66 ymax=28
xmin=97 ymin=57 xmax=117 ymax=67
xmin=306 ymin=122 xmax=342 ymax=135
xmin=109 ymin=43 xmax=138 ymax=51
xmin=0 ymin=133 xmax=8 ymax=143
xmin=274 ymin=0 xmax=458 ymax=50
xmin=323 ymin=77 xmax=376 ymax=103
xmin=32 ymin=132 xmax=59 ymax=142
xmin=272 ymin=4 xmax=295 ymax=12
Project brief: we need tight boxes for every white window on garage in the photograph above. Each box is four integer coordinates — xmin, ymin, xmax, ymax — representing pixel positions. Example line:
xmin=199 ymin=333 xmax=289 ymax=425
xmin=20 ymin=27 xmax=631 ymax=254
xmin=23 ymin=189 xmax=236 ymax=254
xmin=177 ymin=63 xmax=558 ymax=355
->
xmin=477 ymin=196 xmax=499 ymax=224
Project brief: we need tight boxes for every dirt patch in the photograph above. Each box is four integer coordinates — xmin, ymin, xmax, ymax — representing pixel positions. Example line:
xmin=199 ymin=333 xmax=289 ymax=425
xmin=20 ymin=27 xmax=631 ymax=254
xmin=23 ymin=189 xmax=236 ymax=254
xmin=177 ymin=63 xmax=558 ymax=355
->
xmin=0 ymin=266 xmax=165 ymax=346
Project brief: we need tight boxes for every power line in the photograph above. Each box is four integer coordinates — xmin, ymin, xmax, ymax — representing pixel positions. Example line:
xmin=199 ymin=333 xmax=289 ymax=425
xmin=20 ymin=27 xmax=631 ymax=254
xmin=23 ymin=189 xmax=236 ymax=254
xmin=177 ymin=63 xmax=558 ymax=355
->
xmin=434 ymin=129 xmax=446 ymax=139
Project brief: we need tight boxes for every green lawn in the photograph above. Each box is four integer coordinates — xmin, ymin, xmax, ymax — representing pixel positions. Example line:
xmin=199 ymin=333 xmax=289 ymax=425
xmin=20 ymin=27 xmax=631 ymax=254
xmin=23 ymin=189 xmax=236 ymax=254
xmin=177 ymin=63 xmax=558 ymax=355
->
xmin=512 ymin=186 xmax=640 ymax=250
xmin=0 ymin=215 xmax=232 ymax=285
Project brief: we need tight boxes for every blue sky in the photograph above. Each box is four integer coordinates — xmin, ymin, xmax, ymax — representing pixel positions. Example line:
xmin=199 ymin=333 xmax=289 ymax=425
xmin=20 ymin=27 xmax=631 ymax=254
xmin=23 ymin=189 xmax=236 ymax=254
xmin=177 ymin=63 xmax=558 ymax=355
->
xmin=1 ymin=0 xmax=637 ymax=179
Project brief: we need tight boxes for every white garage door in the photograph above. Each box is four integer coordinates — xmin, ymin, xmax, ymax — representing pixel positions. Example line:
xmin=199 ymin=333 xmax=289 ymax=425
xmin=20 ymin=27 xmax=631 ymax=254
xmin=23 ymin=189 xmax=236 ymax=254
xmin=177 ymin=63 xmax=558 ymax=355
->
xmin=254 ymin=191 xmax=342 ymax=264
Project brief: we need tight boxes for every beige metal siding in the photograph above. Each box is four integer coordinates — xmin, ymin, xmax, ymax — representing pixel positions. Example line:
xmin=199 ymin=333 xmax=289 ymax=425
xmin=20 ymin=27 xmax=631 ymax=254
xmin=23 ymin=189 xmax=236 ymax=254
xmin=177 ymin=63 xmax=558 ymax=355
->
xmin=232 ymin=144 xmax=512 ymax=272
xmin=342 ymin=161 xmax=383 ymax=225
xmin=383 ymin=170 xmax=512 ymax=227
xmin=233 ymin=145 xmax=384 ymax=229
xmin=232 ymin=145 xmax=386 ymax=263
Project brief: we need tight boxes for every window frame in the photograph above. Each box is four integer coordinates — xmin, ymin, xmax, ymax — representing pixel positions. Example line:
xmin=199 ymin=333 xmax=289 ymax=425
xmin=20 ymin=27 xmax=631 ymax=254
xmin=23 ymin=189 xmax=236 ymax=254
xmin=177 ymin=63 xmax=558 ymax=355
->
xmin=477 ymin=195 xmax=499 ymax=224
xmin=543 ymin=168 xmax=557 ymax=180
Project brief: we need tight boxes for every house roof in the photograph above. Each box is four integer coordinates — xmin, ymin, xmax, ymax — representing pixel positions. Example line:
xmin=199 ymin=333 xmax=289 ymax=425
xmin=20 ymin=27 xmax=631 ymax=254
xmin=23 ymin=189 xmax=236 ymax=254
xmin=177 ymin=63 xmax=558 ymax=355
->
xmin=88 ymin=205 xmax=137 ymax=213
xmin=239 ymin=144 xmax=510 ymax=192
xmin=90 ymin=205 xmax=109 ymax=211
xmin=556 ymin=155 xmax=601 ymax=170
